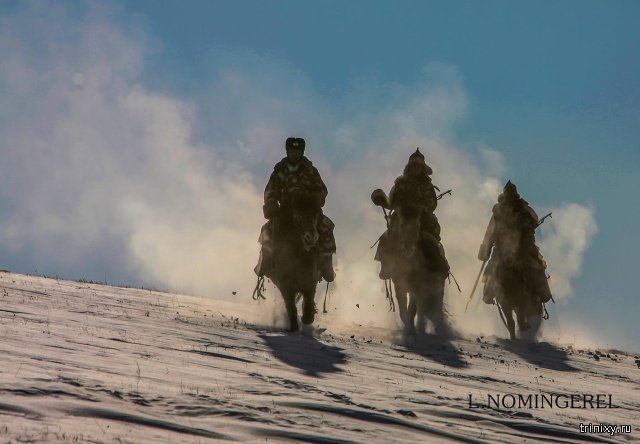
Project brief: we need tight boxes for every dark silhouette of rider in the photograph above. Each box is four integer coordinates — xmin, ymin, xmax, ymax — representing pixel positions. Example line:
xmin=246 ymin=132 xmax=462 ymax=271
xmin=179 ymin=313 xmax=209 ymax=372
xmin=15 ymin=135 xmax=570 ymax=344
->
xmin=478 ymin=181 xmax=553 ymax=313
xmin=255 ymin=137 xmax=336 ymax=282
xmin=374 ymin=148 xmax=447 ymax=279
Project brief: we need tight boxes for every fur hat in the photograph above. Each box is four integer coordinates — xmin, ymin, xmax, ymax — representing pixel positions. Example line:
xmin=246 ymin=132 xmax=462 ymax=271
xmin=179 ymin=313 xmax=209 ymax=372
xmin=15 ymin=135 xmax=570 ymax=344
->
xmin=409 ymin=147 xmax=425 ymax=162
xmin=404 ymin=148 xmax=433 ymax=176
xmin=285 ymin=137 xmax=305 ymax=151
xmin=498 ymin=180 xmax=521 ymax=202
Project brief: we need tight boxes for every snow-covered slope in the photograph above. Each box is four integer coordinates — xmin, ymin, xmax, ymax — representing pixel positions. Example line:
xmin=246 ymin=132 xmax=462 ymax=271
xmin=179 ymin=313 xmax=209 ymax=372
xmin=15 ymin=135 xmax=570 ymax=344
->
xmin=0 ymin=271 xmax=637 ymax=443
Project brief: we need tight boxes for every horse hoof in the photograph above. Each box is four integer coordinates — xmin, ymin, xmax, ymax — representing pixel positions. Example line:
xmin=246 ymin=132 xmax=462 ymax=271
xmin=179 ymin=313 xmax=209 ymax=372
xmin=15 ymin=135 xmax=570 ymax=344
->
xmin=403 ymin=325 xmax=416 ymax=337
xmin=300 ymin=323 xmax=312 ymax=336
xmin=519 ymin=321 xmax=531 ymax=331
xmin=302 ymin=323 xmax=324 ymax=337
xmin=435 ymin=325 xmax=452 ymax=338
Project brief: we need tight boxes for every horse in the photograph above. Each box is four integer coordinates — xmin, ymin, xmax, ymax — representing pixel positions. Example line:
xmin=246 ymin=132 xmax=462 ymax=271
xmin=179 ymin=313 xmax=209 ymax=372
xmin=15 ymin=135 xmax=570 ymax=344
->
xmin=388 ymin=205 xmax=451 ymax=336
xmin=269 ymin=192 xmax=322 ymax=332
xmin=483 ymin=223 xmax=544 ymax=340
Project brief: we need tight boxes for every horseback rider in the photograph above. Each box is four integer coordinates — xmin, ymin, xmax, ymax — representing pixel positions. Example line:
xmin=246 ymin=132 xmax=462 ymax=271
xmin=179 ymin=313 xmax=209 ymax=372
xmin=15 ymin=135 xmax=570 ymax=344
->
xmin=254 ymin=137 xmax=336 ymax=282
xmin=478 ymin=180 xmax=552 ymax=307
xmin=374 ymin=148 xmax=449 ymax=279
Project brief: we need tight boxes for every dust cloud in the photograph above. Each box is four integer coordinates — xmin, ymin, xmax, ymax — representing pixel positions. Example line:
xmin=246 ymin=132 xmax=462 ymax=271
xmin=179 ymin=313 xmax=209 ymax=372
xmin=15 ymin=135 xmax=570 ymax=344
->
xmin=0 ymin=3 xmax=596 ymax=340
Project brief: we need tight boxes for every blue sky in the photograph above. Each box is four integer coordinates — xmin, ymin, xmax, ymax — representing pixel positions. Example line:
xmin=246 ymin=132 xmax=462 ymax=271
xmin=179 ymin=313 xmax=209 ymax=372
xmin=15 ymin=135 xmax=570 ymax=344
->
xmin=0 ymin=1 xmax=638 ymax=349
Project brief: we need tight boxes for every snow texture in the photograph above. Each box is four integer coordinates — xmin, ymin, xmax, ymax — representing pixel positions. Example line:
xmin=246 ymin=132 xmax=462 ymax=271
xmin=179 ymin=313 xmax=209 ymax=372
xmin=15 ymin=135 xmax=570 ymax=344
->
xmin=0 ymin=271 xmax=637 ymax=443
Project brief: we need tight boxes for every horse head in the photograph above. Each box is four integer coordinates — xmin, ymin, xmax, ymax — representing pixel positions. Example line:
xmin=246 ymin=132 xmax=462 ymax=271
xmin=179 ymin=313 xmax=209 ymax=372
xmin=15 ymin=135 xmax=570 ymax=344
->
xmin=289 ymin=191 xmax=321 ymax=252
xmin=496 ymin=228 xmax=524 ymax=268
xmin=393 ymin=205 xmax=422 ymax=258
xmin=494 ymin=206 xmax=528 ymax=268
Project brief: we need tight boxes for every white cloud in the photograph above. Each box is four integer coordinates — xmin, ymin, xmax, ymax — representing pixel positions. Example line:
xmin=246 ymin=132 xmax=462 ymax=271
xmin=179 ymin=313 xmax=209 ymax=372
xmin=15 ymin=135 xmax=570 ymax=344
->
xmin=538 ymin=203 xmax=597 ymax=300
xmin=0 ymin=3 xmax=262 ymax=295
xmin=478 ymin=144 xmax=507 ymax=178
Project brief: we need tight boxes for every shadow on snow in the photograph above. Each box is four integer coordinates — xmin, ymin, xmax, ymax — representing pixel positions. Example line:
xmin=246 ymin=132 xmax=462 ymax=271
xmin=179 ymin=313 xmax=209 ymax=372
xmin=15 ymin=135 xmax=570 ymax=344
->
xmin=397 ymin=332 xmax=469 ymax=369
xmin=259 ymin=333 xmax=347 ymax=377
xmin=496 ymin=339 xmax=579 ymax=372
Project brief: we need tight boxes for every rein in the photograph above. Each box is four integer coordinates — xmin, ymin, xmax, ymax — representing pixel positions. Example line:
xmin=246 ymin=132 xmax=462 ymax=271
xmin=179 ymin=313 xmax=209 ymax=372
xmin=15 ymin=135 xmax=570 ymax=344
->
xmin=447 ymin=271 xmax=462 ymax=293
xmin=252 ymin=275 xmax=266 ymax=300
xmin=543 ymin=302 xmax=550 ymax=320
xmin=384 ymin=279 xmax=395 ymax=312
xmin=323 ymin=281 xmax=330 ymax=313
xmin=370 ymin=234 xmax=383 ymax=249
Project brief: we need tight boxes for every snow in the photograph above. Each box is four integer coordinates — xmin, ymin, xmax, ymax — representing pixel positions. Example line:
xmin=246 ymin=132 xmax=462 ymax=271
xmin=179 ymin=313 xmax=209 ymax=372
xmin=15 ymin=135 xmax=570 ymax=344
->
xmin=0 ymin=271 xmax=637 ymax=443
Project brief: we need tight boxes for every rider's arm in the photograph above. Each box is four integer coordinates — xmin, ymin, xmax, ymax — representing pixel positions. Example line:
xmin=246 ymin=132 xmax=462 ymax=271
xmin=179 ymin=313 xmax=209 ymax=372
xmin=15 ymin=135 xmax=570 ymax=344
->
xmin=309 ymin=167 xmax=328 ymax=207
xmin=264 ymin=170 xmax=281 ymax=204
xmin=263 ymin=170 xmax=281 ymax=219
xmin=388 ymin=178 xmax=403 ymax=210
xmin=524 ymin=205 xmax=539 ymax=226
xmin=424 ymin=182 xmax=437 ymax=213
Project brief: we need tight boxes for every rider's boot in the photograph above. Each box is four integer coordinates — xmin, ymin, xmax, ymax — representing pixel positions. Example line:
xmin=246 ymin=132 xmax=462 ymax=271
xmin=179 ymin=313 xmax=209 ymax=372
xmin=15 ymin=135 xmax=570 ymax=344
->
xmin=319 ymin=253 xmax=335 ymax=282
xmin=379 ymin=259 xmax=392 ymax=280
xmin=254 ymin=243 xmax=273 ymax=277
xmin=375 ymin=231 xmax=391 ymax=279
xmin=482 ymin=275 xmax=496 ymax=304
xmin=253 ymin=251 xmax=264 ymax=276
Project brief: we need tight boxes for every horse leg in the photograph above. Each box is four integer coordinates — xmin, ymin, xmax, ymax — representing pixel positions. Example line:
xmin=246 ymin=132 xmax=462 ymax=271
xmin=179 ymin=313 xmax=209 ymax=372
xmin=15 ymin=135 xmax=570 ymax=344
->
xmin=406 ymin=291 xmax=418 ymax=334
xmin=501 ymin=302 xmax=516 ymax=340
xmin=428 ymin=276 xmax=449 ymax=337
xmin=415 ymin=293 xmax=427 ymax=335
xmin=516 ymin=304 xmax=530 ymax=331
xmin=282 ymin=290 xmax=299 ymax=332
xmin=520 ymin=299 xmax=543 ymax=342
xmin=300 ymin=286 xmax=317 ymax=326
xmin=527 ymin=309 xmax=542 ymax=340
xmin=410 ymin=280 xmax=427 ymax=335
xmin=393 ymin=281 xmax=410 ymax=328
